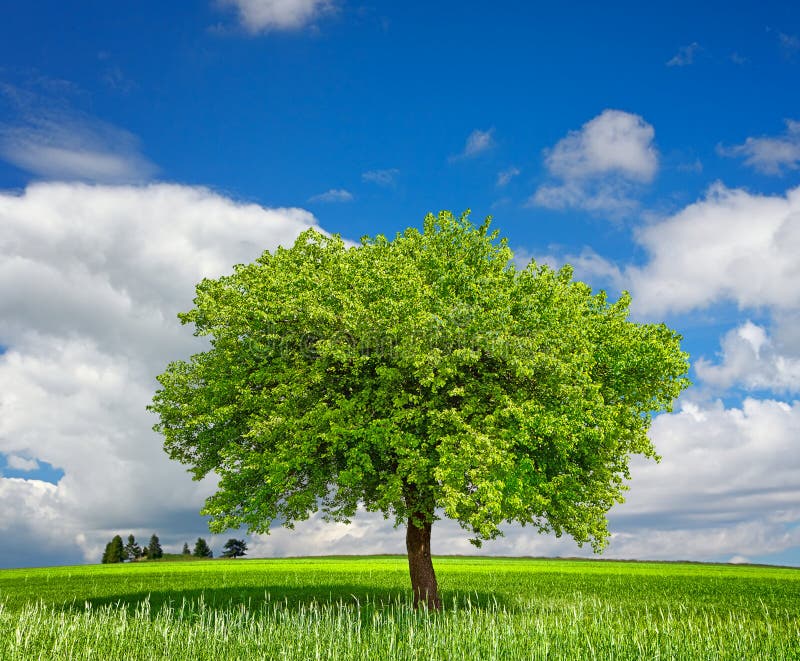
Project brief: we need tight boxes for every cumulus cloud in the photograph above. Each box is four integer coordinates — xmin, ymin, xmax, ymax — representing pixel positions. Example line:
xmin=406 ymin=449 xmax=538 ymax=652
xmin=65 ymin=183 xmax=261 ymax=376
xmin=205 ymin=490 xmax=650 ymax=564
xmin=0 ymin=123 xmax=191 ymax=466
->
xmin=628 ymin=183 xmax=800 ymax=315
xmin=542 ymin=110 xmax=657 ymax=182
xmin=450 ymin=128 xmax=495 ymax=161
xmin=308 ymin=188 xmax=353 ymax=203
xmin=606 ymin=398 xmax=800 ymax=562
xmin=0 ymin=182 xmax=322 ymax=567
xmin=695 ymin=321 xmax=800 ymax=393
xmin=666 ymin=42 xmax=700 ymax=67
xmin=718 ymin=119 xmax=800 ymax=175
xmin=361 ymin=168 xmax=399 ymax=186
xmin=534 ymin=183 xmax=800 ymax=317
xmin=531 ymin=109 xmax=658 ymax=215
xmin=218 ymin=0 xmax=334 ymax=33
xmin=0 ymin=82 xmax=155 ymax=183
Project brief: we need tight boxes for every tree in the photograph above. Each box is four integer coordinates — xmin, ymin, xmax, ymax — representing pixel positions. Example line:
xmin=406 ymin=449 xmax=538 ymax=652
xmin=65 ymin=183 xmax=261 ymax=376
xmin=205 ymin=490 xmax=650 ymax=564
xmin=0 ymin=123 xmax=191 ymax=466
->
xmin=147 ymin=534 xmax=163 ymax=559
xmin=124 ymin=534 xmax=142 ymax=561
xmin=193 ymin=537 xmax=213 ymax=558
xmin=221 ymin=539 xmax=248 ymax=558
xmin=102 ymin=534 xmax=125 ymax=563
xmin=182 ymin=542 xmax=191 ymax=555
xmin=149 ymin=211 xmax=690 ymax=609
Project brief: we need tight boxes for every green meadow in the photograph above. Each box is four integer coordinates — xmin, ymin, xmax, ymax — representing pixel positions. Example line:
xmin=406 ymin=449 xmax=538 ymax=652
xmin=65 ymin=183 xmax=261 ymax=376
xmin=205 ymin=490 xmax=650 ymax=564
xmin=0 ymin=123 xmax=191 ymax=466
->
xmin=0 ymin=556 xmax=798 ymax=659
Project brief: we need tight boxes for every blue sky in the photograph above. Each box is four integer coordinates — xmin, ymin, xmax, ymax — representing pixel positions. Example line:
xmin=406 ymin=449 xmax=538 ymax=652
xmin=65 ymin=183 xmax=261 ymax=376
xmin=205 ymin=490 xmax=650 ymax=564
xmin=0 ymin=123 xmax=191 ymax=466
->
xmin=1 ymin=1 xmax=800 ymax=568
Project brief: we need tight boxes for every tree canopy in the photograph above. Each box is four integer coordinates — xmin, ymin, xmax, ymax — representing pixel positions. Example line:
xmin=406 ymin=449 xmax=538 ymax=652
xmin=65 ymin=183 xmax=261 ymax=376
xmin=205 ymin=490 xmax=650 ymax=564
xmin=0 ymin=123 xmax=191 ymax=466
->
xmin=124 ymin=534 xmax=142 ymax=561
xmin=221 ymin=538 xmax=248 ymax=558
xmin=101 ymin=535 xmax=125 ymax=564
xmin=149 ymin=210 xmax=690 ymax=608
xmin=147 ymin=534 xmax=163 ymax=559
xmin=193 ymin=537 xmax=213 ymax=558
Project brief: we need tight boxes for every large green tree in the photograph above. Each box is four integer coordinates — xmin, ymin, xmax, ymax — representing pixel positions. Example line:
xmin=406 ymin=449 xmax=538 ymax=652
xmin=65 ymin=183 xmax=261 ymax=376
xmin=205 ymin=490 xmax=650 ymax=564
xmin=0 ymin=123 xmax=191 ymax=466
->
xmin=150 ymin=211 xmax=690 ymax=609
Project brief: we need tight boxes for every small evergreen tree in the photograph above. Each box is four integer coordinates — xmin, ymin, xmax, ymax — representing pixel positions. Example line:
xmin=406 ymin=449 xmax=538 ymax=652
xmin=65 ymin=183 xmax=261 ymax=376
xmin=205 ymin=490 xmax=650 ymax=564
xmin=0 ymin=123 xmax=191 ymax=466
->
xmin=193 ymin=537 xmax=213 ymax=558
xmin=124 ymin=534 xmax=142 ymax=561
xmin=102 ymin=535 xmax=125 ymax=563
xmin=147 ymin=534 xmax=163 ymax=559
xmin=221 ymin=539 xmax=248 ymax=558
xmin=182 ymin=542 xmax=191 ymax=555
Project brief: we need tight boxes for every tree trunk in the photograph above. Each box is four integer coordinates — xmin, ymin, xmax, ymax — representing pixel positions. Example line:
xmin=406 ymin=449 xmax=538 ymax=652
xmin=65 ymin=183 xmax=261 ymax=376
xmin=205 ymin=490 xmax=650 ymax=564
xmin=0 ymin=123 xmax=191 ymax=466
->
xmin=406 ymin=512 xmax=442 ymax=610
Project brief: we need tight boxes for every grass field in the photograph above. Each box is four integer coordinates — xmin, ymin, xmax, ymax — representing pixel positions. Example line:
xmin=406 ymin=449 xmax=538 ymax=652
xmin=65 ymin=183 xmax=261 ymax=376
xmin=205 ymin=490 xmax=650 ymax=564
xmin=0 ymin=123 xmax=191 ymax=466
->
xmin=0 ymin=555 xmax=798 ymax=659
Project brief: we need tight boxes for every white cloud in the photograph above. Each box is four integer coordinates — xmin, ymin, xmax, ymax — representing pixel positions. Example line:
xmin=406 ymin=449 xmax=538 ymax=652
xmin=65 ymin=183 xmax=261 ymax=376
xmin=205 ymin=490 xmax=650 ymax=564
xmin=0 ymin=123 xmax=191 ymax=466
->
xmin=609 ymin=399 xmax=800 ymax=553
xmin=218 ymin=0 xmax=334 ymax=33
xmin=666 ymin=42 xmax=700 ymax=67
xmin=534 ymin=182 xmax=800 ymax=318
xmin=0 ymin=82 xmax=155 ymax=183
xmin=1 ymin=137 xmax=154 ymax=183
xmin=543 ymin=110 xmax=657 ymax=182
xmin=628 ymin=183 xmax=800 ymax=315
xmin=531 ymin=109 xmax=658 ymax=214
xmin=718 ymin=119 xmax=800 ymax=175
xmin=0 ymin=181 xmax=322 ymax=567
xmin=450 ymin=128 xmax=495 ymax=161
xmin=308 ymin=188 xmax=353 ymax=203
xmin=496 ymin=166 xmax=520 ymax=188
xmin=695 ymin=321 xmax=800 ymax=393
xmin=5 ymin=455 xmax=40 ymax=471
xmin=362 ymin=168 xmax=399 ymax=186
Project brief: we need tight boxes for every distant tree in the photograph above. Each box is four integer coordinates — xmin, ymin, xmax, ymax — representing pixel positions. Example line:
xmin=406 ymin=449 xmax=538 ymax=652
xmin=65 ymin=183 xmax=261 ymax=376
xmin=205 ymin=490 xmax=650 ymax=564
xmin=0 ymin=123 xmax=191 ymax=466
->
xmin=221 ymin=539 xmax=247 ymax=558
xmin=124 ymin=534 xmax=142 ymax=561
xmin=193 ymin=537 xmax=213 ymax=558
xmin=147 ymin=534 xmax=163 ymax=559
xmin=182 ymin=542 xmax=191 ymax=555
xmin=101 ymin=535 xmax=125 ymax=564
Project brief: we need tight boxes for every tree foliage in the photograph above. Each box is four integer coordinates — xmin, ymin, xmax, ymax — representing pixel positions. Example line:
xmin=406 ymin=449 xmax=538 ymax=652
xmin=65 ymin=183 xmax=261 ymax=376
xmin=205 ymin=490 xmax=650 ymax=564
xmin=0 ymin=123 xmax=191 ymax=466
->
xmin=124 ymin=534 xmax=142 ymax=561
xmin=193 ymin=537 xmax=213 ymax=558
xmin=147 ymin=534 xmax=163 ymax=559
xmin=150 ymin=211 xmax=690 ymax=605
xmin=221 ymin=538 xmax=248 ymax=558
xmin=101 ymin=535 xmax=125 ymax=564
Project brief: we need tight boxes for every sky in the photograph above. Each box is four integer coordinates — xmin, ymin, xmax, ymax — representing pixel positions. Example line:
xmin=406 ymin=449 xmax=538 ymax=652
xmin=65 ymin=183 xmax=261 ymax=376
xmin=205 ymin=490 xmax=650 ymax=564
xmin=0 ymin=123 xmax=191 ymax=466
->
xmin=1 ymin=0 xmax=800 ymax=569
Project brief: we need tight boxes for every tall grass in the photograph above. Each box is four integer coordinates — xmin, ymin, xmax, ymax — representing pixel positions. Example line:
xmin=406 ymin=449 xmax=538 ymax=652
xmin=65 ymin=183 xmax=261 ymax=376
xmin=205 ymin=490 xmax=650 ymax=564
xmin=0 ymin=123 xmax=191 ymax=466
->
xmin=0 ymin=556 xmax=798 ymax=659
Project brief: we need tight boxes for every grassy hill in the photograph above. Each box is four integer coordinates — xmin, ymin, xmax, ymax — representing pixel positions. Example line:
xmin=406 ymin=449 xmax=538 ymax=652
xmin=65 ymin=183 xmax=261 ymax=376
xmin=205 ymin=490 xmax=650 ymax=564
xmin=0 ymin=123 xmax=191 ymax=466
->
xmin=0 ymin=556 xmax=798 ymax=659
xmin=134 ymin=552 xmax=211 ymax=562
